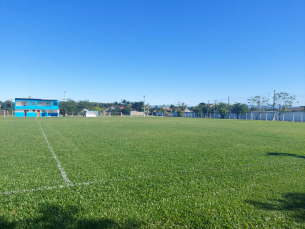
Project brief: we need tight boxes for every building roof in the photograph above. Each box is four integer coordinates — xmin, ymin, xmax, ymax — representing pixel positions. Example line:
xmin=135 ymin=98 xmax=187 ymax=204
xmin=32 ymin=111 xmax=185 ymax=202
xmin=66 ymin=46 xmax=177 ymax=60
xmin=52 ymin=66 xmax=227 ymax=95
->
xmin=15 ymin=98 xmax=58 ymax=101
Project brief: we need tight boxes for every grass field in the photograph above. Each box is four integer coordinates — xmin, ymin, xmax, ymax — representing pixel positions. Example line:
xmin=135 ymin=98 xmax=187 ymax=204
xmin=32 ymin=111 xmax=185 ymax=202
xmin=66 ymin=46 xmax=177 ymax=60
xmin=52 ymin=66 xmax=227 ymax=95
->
xmin=0 ymin=116 xmax=304 ymax=228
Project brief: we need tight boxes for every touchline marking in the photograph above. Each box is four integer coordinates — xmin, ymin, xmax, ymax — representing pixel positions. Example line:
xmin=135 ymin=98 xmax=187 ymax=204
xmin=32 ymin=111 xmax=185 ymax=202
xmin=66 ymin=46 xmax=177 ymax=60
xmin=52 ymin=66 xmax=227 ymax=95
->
xmin=36 ymin=119 xmax=72 ymax=187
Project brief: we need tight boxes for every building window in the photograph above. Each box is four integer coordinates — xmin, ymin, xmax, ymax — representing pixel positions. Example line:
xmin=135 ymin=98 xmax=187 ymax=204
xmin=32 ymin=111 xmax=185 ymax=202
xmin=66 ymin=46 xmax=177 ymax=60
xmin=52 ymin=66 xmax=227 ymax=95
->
xmin=53 ymin=102 xmax=58 ymax=106
xmin=21 ymin=102 xmax=26 ymax=106
xmin=33 ymin=110 xmax=35 ymax=112
xmin=31 ymin=102 xmax=35 ymax=105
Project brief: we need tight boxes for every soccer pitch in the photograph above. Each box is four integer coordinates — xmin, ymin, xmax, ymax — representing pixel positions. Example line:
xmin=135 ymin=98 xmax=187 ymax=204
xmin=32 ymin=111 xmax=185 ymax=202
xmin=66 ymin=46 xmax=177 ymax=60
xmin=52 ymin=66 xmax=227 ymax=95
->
xmin=1 ymin=116 xmax=304 ymax=228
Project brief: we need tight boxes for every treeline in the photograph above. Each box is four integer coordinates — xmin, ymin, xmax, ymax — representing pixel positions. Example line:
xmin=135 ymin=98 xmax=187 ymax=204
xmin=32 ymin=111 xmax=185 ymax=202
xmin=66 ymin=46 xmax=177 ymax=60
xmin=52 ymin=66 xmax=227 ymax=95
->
xmin=59 ymin=99 xmax=191 ymax=116
xmin=0 ymin=92 xmax=302 ymax=116
xmin=191 ymin=92 xmax=298 ymax=118
xmin=59 ymin=99 xmax=149 ymax=116
xmin=190 ymin=102 xmax=248 ymax=119
xmin=0 ymin=100 xmax=14 ymax=111
xmin=190 ymin=92 xmax=301 ymax=119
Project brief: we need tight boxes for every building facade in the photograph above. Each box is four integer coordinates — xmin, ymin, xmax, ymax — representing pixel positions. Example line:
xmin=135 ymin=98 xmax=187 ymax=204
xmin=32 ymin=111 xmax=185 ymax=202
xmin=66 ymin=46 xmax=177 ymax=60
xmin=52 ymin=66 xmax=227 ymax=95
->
xmin=15 ymin=98 xmax=59 ymax=117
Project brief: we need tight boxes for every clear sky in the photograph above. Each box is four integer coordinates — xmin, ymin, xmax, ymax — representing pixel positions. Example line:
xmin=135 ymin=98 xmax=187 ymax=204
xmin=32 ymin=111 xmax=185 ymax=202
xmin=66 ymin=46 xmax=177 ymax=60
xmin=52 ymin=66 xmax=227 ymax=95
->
xmin=1 ymin=0 xmax=304 ymax=106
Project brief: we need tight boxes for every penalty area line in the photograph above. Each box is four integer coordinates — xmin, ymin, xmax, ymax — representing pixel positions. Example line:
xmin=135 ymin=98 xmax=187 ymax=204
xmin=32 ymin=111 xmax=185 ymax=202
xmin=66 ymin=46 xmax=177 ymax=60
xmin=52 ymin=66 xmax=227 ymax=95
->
xmin=36 ymin=119 xmax=72 ymax=187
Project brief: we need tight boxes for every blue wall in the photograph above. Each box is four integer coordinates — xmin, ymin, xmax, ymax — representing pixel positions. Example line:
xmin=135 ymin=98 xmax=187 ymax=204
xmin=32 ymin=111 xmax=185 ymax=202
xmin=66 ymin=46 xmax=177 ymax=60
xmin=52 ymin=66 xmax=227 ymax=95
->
xmin=15 ymin=112 xmax=24 ymax=117
xmin=26 ymin=112 xmax=37 ymax=117
xmin=15 ymin=112 xmax=58 ymax=117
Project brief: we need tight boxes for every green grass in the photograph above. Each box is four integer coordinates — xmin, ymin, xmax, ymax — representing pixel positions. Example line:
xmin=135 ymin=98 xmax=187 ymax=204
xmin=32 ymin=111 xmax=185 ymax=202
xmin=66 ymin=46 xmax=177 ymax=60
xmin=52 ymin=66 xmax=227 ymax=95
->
xmin=1 ymin=116 xmax=304 ymax=228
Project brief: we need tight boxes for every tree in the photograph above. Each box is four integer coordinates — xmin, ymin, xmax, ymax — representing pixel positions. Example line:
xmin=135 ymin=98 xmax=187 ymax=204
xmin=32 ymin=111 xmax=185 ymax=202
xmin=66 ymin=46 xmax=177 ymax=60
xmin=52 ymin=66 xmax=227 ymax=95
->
xmin=191 ymin=106 xmax=202 ymax=116
xmin=231 ymin=103 xmax=249 ymax=119
xmin=121 ymin=99 xmax=131 ymax=107
xmin=274 ymin=92 xmax=298 ymax=111
xmin=2 ymin=100 xmax=13 ymax=111
xmin=161 ymin=105 xmax=171 ymax=116
xmin=247 ymin=96 xmax=269 ymax=111
xmin=91 ymin=106 xmax=104 ymax=114
xmin=67 ymin=99 xmax=77 ymax=115
xmin=77 ymin=100 xmax=92 ymax=112
xmin=175 ymin=102 xmax=187 ymax=117
xmin=191 ymin=102 xmax=210 ymax=117
xmin=121 ymin=106 xmax=131 ymax=115
xmin=59 ymin=101 xmax=68 ymax=116
xmin=59 ymin=99 xmax=77 ymax=116
xmin=216 ymin=102 xmax=228 ymax=119
xmin=131 ymin=101 xmax=144 ymax=112
xmin=169 ymin=104 xmax=177 ymax=112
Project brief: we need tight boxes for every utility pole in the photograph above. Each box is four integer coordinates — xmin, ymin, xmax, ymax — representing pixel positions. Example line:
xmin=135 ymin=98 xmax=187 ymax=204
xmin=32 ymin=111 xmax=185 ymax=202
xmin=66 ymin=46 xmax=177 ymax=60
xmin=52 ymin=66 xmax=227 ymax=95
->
xmin=208 ymin=100 xmax=209 ymax=118
xmin=143 ymin=95 xmax=145 ymax=116
xmin=64 ymin=91 xmax=66 ymax=102
xmin=228 ymin=96 xmax=230 ymax=119
xmin=273 ymin=90 xmax=275 ymax=121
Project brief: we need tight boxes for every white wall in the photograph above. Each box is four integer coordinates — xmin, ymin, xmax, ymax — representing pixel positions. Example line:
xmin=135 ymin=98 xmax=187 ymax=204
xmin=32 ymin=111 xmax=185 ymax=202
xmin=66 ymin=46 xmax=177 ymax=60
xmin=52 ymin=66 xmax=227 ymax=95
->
xmin=85 ymin=111 xmax=98 ymax=117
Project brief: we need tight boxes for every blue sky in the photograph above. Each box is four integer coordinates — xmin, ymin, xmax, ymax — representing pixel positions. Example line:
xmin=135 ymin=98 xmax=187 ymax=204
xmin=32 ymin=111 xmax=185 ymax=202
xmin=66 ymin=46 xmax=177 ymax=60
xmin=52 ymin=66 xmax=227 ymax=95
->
xmin=1 ymin=0 xmax=304 ymax=106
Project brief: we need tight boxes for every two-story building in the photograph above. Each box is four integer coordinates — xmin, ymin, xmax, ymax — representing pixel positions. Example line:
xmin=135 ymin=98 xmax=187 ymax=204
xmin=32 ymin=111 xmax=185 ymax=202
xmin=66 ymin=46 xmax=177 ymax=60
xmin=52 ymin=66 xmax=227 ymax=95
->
xmin=15 ymin=98 xmax=59 ymax=117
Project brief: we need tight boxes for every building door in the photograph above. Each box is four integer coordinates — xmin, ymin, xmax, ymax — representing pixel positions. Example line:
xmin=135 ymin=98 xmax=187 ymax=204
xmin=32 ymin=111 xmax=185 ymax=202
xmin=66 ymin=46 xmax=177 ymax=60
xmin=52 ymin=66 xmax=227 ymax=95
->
xmin=37 ymin=110 xmax=40 ymax=117
xmin=24 ymin=110 xmax=27 ymax=117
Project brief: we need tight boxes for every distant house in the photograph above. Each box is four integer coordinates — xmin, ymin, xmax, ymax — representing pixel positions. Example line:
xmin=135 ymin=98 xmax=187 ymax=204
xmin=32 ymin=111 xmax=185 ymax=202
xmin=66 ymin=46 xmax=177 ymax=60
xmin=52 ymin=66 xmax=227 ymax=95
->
xmin=15 ymin=97 xmax=59 ymax=117
xmin=289 ymin=106 xmax=305 ymax=112
xmin=162 ymin=107 xmax=172 ymax=111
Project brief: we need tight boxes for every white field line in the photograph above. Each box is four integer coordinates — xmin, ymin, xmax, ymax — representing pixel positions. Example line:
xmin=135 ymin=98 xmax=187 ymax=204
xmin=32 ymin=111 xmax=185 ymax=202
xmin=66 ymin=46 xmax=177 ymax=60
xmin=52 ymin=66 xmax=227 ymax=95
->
xmin=1 ymin=169 xmax=205 ymax=195
xmin=0 ymin=174 xmax=157 ymax=195
xmin=36 ymin=119 xmax=72 ymax=187
xmin=0 ymin=185 xmax=66 ymax=195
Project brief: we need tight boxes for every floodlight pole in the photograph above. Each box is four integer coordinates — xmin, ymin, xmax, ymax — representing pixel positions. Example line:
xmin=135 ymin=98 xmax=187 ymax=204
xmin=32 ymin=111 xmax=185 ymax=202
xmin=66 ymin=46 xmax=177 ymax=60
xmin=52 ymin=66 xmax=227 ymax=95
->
xmin=64 ymin=91 xmax=66 ymax=102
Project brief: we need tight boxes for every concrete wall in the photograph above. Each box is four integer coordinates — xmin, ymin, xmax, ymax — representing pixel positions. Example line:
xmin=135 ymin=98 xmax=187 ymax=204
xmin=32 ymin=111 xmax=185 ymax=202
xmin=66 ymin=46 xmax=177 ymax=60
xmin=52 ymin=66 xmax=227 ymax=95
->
xmin=131 ymin=111 xmax=145 ymax=116
xmin=179 ymin=111 xmax=305 ymax=122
